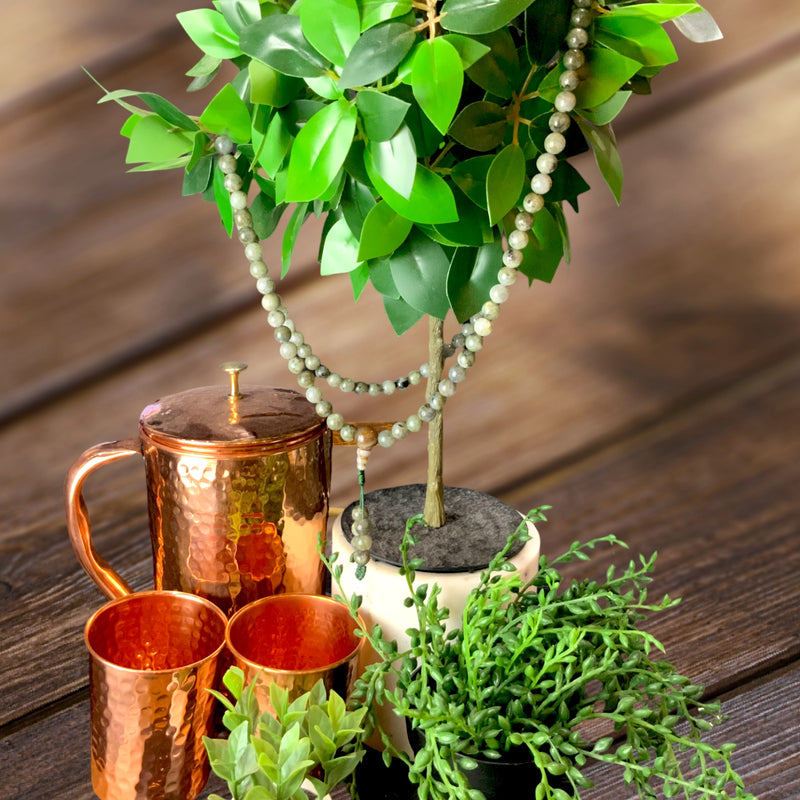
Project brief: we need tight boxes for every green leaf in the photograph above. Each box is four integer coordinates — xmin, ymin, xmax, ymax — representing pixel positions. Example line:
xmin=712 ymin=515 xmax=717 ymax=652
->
xmin=240 ymin=15 xmax=330 ymax=78
xmin=449 ymin=101 xmax=507 ymax=151
xmin=252 ymin=106 xmax=293 ymax=177
xmin=355 ymin=89 xmax=410 ymax=141
xmin=358 ymin=201 xmax=413 ymax=260
xmin=282 ymin=202 xmax=309 ymax=275
xmin=341 ymin=177 xmax=377 ymax=237
xmin=199 ymin=83 xmax=252 ymax=142
xmin=518 ymin=206 xmax=563 ymax=283
xmin=451 ymin=154 xmax=493 ymax=209
xmin=320 ymin=217 xmax=363 ymax=274
xmin=388 ymin=230 xmax=451 ymax=318
xmin=186 ymin=53 xmax=223 ymax=78
xmin=524 ymin=0 xmax=571 ymax=65
xmin=350 ymin=262 xmax=371 ymax=300
xmin=580 ymin=91 xmax=631 ymax=126
xmin=410 ymin=38 xmax=464 ymax=134
xmin=183 ymin=153 xmax=214 ymax=196
xmin=366 ymin=161 xmax=458 ymax=225
xmin=369 ymin=256 xmax=400 ymax=298
xmin=338 ymin=21 xmax=417 ymax=90
xmin=249 ymin=60 xmax=304 ymax=107
xmin=576 ymin=118 xmax=623 ymax=204
xmin=383 ymin=295 xmax=424 ymax=334
xmin=464 ymin=29 xmax=519 ymax=99
xmin=440 ymin=0 xmax=535 ymax=35
xmin=611 ymin=3 xmax=702 ymax=23
xmin=135 ymin=93 xmax=199 ymax=131
xmin=299 ymin=0 xmax=360 ymax=67
xmin=486 ymin=143 xmax=525 ymax=225
xmin=212 ymin=159 xmax=234 ymax=236
xmin=364 ymin=124 xmax=417 ymax=199
xmin=217 ymin=0 xmax=262 ymax=33
xmin=441 ymin=34 xmax=491 ymax=69
xmin=433 ymin=190 xmax=493 ymax=246
xmin=447 ymin=240 xmax=503 ymax=321
xmin=125 ymin=116 xmax=196 ymax=164
xmin=360 ymin=0 xmax=414 ymax=31
xmin=177 ymin=9 xmax=241 ymax=59
xmin=284 ymin=99 xmax=358 ymax=202
xmin=594 ymin=14 xmax=678 ymax=67
xmin=540 ymin=47 xmax=642 ymax=109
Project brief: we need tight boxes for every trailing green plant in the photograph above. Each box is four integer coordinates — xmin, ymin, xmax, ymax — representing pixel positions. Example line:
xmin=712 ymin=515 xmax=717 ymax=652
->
xmin=203 ymin=666 xmax=368 ymax=800
xmin=324 ymin=510 xmax=757 ymax=800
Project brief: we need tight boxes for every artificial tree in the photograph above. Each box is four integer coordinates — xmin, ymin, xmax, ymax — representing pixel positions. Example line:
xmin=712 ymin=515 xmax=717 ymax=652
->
xmin=95 ymin=0 xmax=720 ymax=563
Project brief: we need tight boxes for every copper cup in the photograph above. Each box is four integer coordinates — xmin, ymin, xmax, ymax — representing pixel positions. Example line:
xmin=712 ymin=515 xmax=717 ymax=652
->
xmin=85 ymin=591 xmax=228 ymax=800
xmin=226 ymin=593 xmax=364 ymax=713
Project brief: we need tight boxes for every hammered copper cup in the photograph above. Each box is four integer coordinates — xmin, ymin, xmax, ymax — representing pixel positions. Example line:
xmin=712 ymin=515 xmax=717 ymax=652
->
xmin=226 ymin=593 xmax=364 ymax=713
xmin=84 ymin=591 xmax=228 ymax=800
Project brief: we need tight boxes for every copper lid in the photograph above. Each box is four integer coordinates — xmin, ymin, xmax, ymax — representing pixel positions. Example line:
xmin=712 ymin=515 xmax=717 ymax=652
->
xmin=139 ymin=363 xmax=325 ymax=455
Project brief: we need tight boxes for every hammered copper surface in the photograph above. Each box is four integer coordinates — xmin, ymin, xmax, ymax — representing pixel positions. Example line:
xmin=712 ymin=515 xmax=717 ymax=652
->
xmin=226 ymin=594 xmax=364 ymax=713
xmin=65 ymin=378 xmax=331 ymax=613
xmin=85 ymin=591 xmax=227 ymax=800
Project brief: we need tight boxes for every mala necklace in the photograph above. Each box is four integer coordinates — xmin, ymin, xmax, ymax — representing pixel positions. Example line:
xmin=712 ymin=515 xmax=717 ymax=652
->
xmin=215 ymin=0 xmax=593 ymax=574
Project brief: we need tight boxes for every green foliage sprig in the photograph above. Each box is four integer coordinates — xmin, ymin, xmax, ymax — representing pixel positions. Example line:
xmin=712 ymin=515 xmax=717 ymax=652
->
xmin=325 ymin=509 xmax=757 ymax=800
xmin=93 ymin=0 xmax=715 ymax=334
xmin=204 ymin=667 xmax=368 ymax=800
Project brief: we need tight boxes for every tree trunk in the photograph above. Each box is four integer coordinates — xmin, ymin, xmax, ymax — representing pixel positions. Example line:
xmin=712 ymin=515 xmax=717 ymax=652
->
xmin=423 ymin=316 xmax=446 ymax=528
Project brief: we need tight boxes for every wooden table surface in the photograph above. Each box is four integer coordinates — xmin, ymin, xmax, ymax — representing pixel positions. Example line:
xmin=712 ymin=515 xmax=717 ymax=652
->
xmin=1 ymin=2 xmax=798 ymax=798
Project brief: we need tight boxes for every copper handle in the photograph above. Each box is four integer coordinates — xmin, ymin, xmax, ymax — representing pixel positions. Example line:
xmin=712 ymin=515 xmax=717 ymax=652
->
xmin=64 ymin=439 xmax=142 ymax=600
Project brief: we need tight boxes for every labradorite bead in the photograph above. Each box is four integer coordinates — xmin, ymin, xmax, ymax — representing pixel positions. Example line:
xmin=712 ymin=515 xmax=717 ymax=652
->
xmin=566 ymin=27 xmax=589 ymax=49
xmin=549 ymin=112 xmax=571 ymax=133
xmin=508 ymin=229 xmax=529 ymax=251
xmin=287 ymin=356 xmax=305 ymax=374
xmin=244 ymin=242 xmax=263 ymax=262
xmin=544 ymin=132 xmax=567 ymax=155
xmin=350 ymin=506 xmax=368 ymax=522
xmin=266 ymin=309 xmax=285 ymax=327
xmin=429 ymin=393 xmax=446 ymax=411
xmin=249 ymin=261 xmax=268 ymax=278
xmin=562 ymin=48 xmax=585 ymax=70
xmin=274 ymin=326 xmax=292 ymax=343
xmin=559 ymin=70 xmax=580 ymax=91
xmin=438 ymin=378 xmax=456 ymax=397
xmin=397 ymin=377 xmax=410 ymax=389
xmin=234 ymin=209 xmax=252 ymax=228
xmin=368 ymin=383 xmax=381 ymax=396
xmin=406 ymin=414 xmax=422 ymax=432
xmin=305 ymin=355 xmax=321 ymax=371
xmin=351 ymin=534 xmax=373 ymax=551
xmin=473 ymin=318 xmax=493 ymax=337
xmin=297 ymin=370 xmax=315 ymax=388
xmin=327 ymin=372 xmax=342 ymax=387
xmin=214 ymin=135 xmax=234 ymax=154
xmin=261 ymin=293 xmax=281 ymax=312
xmin=354 ymin=381 xmax=368 ymax=394
xmin=498 ymin=267 xmax=518 ymax=287
xmin=256 ymin=277 xmax=275 ymax=294
xmin=353 ymin=550 xmax=370 ymax=566
xmin=296 ymin=343 xmax=311 ymax=359
xmin=571 ymin=8 xmax=592 ymax=27
xmin=523 ymin=192 xmax=545 ymax=213
xmin=229 ymin=191 xmax=248 ymax=210
xmin=326 ymin=413 xmax=344 ymax=431
xmin=315 ymin=365 xmax=330 ymax=378
xmin=315 ymin=400 xmax=332 ymax=418
xmin=217 ymin=154 xmax=237 ymax=173
xmin=382 ymin=380 xmax=396 ymax=395
xmin=340 ymin=424 xmax=356 ymax=442
xmin=489 ymin=284 xmax=509 ymax=304
xmin=458 ymin=350 xmax=476 ymax=369
xmin=555 ymin=91 xmax=577 ymax=113
xmin=392 ymin=422 xmax=408 ymax=439
xmin=306 ymin=386 xmax=322 ymax=404
xmin=378 ymin=430 xmax=395 ymax=447
xmin=279 ymin=342 xmax=297 ymax=360
xmin=340 ymin=378 xmax=355 ymax=392
xmin=531 ymin=173 xmax=553 ymax=195
xmin=409 ymin=371 xmax=422 ymax=385
xmin=418 ymin=404 xmax=436 ymax=423
xmin=536 ymin=153 xmax=558 ymax=175
xmin=449 ymin=365 xmax=466 ymax=383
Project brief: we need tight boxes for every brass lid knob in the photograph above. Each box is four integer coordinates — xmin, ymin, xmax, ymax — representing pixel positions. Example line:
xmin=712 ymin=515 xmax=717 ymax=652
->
xmin=221 ymin=361 xmax=248 ymax=399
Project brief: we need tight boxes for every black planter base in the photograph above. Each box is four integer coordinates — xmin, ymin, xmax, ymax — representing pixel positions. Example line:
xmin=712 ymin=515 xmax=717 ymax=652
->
xmin=353 ymin=747 xmax=417 ymax=800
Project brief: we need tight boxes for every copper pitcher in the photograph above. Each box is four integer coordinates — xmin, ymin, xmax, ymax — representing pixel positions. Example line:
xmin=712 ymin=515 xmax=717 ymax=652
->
xmin=65 ymin=363 xmax=331 ymax=615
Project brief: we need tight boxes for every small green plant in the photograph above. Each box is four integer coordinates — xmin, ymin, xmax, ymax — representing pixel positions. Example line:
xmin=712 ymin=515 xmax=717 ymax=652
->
xmin=204 ymin=667 xmax=368 ymax=800
xmin=325 ymin=509 xmax=757 ymax=800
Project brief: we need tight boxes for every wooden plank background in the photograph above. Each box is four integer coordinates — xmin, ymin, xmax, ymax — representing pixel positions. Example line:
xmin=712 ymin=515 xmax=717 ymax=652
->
xmin=1 ymin=1 xmax=798 ymax=798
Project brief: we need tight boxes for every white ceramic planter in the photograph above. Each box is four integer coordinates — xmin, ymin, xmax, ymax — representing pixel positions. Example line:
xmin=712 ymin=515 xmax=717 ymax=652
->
xmin=331 ymin=497 xmax=540 ymax=753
